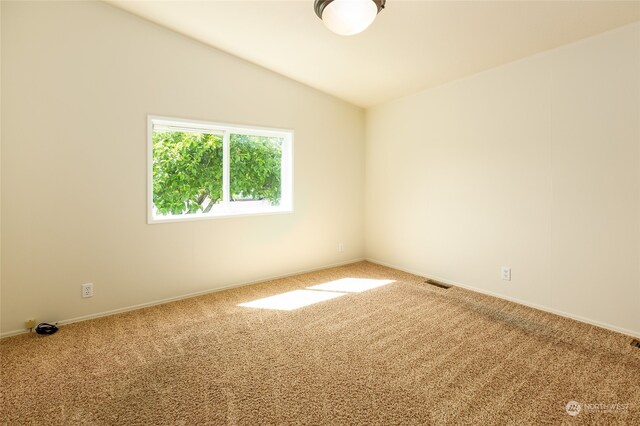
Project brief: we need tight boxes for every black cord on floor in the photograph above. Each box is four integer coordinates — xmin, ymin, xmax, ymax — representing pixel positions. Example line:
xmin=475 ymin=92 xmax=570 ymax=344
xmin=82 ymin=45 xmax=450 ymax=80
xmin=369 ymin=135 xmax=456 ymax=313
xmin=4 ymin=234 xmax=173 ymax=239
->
xmin=35 ymin=323 xmax=59 ymax=335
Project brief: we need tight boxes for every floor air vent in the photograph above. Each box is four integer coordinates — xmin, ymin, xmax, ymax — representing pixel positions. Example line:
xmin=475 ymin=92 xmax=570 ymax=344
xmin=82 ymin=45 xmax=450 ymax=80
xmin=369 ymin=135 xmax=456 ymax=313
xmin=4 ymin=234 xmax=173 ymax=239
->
xmin=425 ymin=279 xmax=452 ymax=290
xmin=631 ymin=339 xmax=640 ymax=349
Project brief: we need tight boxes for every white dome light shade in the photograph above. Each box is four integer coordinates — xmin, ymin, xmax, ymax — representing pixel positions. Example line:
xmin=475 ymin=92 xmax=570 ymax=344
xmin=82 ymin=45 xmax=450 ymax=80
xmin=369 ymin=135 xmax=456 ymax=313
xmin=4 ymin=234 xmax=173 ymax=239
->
xmin=321 ymin=0 xmax=379 ymax=36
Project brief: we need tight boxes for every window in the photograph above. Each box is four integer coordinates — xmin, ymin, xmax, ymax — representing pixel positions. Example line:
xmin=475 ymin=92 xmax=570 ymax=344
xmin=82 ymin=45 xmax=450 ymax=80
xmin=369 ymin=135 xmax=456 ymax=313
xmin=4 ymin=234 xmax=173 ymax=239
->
xmin=148 ymin=116 xmax=293 ymax=223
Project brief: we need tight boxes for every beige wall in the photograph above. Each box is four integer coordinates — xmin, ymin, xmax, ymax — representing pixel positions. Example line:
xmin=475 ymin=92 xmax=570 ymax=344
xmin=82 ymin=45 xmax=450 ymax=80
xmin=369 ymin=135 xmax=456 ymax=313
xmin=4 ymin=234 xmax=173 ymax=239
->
xmin=366 ymin=22 xmax=640 ymax=336
xmin=0 ymin=1 xmax=365 ymax=335
xmin=0 ymin=2 xmax=3 ymax=335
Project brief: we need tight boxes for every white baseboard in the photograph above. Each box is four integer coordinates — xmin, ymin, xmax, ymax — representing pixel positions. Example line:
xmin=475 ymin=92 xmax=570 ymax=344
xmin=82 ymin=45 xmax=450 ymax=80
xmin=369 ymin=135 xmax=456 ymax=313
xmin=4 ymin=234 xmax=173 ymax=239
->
xmin=0 ymin=257 xmax=365 ymax=339
xmin=5 ymin=256 xmax=637 ymax=341
xmin=366 ymin=257 xmax=640 ymax=340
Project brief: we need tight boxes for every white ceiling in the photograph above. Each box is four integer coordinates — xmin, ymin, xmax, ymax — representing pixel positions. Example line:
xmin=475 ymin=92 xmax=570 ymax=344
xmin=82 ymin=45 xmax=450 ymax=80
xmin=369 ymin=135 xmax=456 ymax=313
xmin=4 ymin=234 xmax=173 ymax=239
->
xmin=109 ymin=0 xmax=640 ymax=108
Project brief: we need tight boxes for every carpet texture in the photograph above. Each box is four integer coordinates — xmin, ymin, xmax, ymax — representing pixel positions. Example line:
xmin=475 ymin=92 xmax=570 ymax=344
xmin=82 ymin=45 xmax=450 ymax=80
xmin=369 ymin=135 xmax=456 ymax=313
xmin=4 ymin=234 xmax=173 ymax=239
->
xmin=1 ymin=261 xmax=639 ymax=425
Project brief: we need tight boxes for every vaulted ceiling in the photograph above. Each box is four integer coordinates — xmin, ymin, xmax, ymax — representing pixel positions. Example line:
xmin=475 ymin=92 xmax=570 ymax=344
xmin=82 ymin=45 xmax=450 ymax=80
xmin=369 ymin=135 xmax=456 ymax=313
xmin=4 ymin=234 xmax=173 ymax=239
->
xmin=109 ymin=1 xmax=640 ymax=107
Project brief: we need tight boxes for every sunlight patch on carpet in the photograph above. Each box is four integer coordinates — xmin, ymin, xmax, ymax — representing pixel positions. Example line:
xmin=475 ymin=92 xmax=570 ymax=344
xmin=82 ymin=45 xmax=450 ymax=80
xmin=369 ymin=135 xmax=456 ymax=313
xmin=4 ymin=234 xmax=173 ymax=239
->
xmin=239 ymin=277 xmax=396 ymax=311
xmin=307 ymin=278 xmax=396 ymax=293
xmin=238 ymin=289 xmax=347 ymax=311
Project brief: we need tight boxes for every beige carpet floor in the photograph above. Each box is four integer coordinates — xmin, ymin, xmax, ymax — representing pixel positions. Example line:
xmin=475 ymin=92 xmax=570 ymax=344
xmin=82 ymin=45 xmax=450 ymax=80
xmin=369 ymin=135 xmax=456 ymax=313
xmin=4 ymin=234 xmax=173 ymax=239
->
xmin=1 ymin=261 xmax=639 ymax=425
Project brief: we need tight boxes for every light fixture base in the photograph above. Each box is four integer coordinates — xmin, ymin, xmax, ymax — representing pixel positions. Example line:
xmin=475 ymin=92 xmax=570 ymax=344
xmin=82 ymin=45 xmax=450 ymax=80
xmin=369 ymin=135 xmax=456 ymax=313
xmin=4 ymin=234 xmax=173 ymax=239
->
xmin=314 ymin=0 xmax=386 ymax=20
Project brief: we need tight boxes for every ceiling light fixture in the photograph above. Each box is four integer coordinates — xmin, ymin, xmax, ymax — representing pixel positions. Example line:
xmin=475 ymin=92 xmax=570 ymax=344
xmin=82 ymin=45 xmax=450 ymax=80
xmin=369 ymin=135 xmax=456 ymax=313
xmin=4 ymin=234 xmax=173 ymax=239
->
xmin=314 ymin=0 xmax=386 ymax=36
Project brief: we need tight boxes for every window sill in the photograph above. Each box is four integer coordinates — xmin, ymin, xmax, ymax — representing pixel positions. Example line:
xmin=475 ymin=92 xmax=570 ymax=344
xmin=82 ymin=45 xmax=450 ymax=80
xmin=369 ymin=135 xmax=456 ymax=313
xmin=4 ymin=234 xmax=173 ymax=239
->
xmin=148 ymin=207 xmax=293 ymax=224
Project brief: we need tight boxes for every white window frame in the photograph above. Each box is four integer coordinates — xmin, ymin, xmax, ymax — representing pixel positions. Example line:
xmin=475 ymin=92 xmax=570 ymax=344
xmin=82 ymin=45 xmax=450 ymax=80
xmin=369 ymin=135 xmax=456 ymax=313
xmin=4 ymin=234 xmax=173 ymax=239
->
xmin=148 ymin=115 xmax=293 ymax=224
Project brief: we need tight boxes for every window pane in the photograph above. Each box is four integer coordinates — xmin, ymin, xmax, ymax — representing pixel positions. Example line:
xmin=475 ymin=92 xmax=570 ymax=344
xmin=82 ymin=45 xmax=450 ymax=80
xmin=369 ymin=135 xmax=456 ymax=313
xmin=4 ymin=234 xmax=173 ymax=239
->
xmin=152 ymin=130 xmax=223 ymax=216
xmin=230 ymin=134 xmax=283 ymax=207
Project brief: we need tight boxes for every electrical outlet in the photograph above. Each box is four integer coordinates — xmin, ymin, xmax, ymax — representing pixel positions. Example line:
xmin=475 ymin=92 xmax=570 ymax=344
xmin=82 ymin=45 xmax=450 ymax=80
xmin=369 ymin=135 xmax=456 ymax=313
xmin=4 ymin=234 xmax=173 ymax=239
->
xmin=25 ymin=319 xmax=36 ymax=330
xmin=501 ymin=267 xmax=511 ymax=281
xmin=337 ymin=242 xmax=344 ymax=253
xmin=82 ymin=283 xmax=94 ymax=298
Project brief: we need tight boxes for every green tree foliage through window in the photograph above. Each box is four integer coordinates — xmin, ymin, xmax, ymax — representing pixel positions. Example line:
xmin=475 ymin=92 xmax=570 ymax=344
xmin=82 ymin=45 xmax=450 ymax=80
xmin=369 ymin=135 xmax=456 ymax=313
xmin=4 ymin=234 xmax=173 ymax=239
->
xmin=152 ymin=130 xmax=283 ymax=216
xmin=230 ymin=134 xmax=282 ymax=203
